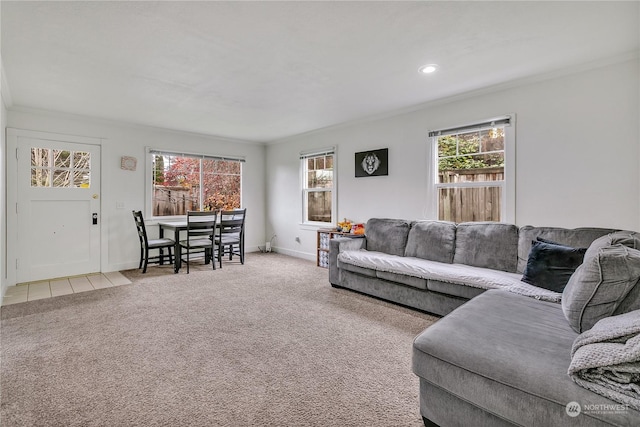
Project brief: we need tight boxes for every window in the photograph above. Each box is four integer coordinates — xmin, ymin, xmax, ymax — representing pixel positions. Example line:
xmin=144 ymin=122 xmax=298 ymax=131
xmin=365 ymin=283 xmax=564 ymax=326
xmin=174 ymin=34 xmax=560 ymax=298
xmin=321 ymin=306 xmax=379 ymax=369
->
xmin=301 ymin=149 xmax=335 ymax=224
xmin=430 ymin=116 xmax=513 ymax=223
xmin=150 ymin=149 xmax=243 ymax=217
xmin=31 ymin=147 xmax=91 ymax=188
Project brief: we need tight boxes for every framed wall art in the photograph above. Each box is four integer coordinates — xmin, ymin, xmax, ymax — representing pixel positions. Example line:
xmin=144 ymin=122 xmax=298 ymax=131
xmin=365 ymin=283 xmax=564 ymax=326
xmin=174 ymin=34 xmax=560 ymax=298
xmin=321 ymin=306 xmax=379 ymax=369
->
xmin=355 ymin=148 xmax=388 ymax=177
xmin=120 ymin=156 xmax=137 ymax=171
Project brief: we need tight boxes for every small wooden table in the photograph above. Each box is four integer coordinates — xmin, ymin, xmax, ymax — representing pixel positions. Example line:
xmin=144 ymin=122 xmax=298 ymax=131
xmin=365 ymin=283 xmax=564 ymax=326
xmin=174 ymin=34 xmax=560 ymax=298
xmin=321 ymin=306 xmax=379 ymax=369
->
xmin=316 ymin=228 xmax=364 ymax=268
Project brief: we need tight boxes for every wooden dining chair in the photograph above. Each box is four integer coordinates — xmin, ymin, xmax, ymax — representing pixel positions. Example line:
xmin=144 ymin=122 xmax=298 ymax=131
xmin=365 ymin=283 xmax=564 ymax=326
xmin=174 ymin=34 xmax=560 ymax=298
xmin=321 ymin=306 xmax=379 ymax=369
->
xmin=216 ymin=208 xmax=246 ymax=268
xmin=179 ymin=211 xmax=218 ymax=273
xmin=132 ymin=210 xmax=175 ymax=273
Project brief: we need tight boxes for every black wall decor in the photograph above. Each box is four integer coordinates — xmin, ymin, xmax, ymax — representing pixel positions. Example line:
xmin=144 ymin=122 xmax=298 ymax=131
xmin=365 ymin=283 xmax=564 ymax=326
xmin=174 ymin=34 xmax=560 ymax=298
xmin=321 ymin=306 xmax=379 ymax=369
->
xmin=355 ymin=148 xmax=388 ymax=177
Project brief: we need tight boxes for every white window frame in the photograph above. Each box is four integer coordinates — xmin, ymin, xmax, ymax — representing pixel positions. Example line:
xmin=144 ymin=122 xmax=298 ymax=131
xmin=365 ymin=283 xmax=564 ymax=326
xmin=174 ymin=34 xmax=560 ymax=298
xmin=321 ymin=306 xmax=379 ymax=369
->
xmin=301 ymin=148 xmax=336 ymax=226
xmin=428 ymin=115 xmax=515 ymax=223
xmin=145 ymin=148 xmax=245 ymax=220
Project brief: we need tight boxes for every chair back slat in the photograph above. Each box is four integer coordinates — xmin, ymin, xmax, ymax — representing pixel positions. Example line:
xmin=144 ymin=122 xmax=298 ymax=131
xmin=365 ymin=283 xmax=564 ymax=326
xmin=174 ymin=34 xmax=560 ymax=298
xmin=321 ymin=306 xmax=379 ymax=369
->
xmin=132 ymin=210 xmax=149 ymax=246
xmin=186 ymin=211 xmax=217 ymax=238
xmin=219 ymin=209 xmax=246 ymax=235
xmin=132 ymin=210 xmax=175 ymax=273
xmin=216 ymin=208 xmax=246 ymax=267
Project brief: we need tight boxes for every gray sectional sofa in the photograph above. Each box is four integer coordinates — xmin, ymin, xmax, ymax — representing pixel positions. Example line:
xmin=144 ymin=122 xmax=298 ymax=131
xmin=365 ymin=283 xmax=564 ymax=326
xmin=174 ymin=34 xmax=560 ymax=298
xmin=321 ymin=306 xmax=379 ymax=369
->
xmin=329 ymin=218 xmax=616 ymax=316
xmin=328 ymin=218 xmax=640 ymax=426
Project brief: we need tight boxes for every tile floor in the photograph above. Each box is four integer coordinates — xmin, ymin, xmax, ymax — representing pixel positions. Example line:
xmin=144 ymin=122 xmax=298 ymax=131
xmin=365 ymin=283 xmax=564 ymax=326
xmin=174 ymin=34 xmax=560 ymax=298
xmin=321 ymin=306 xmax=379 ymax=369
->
xmin=1 ymin=272 xmax=132 ymax=306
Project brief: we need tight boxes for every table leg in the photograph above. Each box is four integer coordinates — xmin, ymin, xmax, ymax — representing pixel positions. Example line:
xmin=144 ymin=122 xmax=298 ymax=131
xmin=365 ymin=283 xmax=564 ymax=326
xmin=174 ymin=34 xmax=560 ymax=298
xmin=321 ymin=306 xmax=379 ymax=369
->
xmin=158 ymin=226 xmax=165 ymax=265
xmin=174 ymin=227 xmax=181 ymax=273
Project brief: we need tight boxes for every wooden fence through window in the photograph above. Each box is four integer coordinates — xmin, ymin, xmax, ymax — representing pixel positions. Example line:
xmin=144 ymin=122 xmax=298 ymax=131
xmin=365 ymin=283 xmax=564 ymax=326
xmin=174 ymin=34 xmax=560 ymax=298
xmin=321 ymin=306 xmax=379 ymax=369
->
xmin=153 ymin=186 xmax=198 ymax=216
xmin=438 ymin=167 xmax=503 ymax=223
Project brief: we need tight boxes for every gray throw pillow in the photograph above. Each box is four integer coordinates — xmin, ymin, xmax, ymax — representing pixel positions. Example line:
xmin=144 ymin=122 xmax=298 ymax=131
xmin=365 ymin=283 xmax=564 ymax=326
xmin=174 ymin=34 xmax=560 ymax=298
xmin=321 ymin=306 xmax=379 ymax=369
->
xmin=365 ymin=218 xmax=411 ymax=256
xmin=404 ymin=220 xmax=456 ymax=263
xmin=453 ymin=222 xmax=518 ymax=272
xmin=562 ymin=244 xmax=640 ymax=333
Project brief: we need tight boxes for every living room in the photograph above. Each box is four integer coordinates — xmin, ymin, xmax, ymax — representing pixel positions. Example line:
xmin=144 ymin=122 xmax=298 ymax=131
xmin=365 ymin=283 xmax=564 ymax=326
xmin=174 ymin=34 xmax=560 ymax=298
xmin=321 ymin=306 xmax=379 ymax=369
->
xmin=1 ymin=1 xmax=639 ymax=426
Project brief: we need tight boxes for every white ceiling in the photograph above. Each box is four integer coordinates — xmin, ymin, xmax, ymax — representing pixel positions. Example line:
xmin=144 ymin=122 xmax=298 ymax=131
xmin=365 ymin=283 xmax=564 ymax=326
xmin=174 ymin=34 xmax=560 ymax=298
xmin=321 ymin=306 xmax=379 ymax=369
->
xmin=2 ymin=1 xmax=639 ymax=143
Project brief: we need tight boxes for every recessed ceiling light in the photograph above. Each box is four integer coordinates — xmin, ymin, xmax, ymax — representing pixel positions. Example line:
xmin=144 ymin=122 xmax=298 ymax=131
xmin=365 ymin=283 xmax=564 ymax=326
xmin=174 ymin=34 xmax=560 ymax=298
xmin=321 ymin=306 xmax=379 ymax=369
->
xmin=419 ymin=64 xmax=439 ymax=74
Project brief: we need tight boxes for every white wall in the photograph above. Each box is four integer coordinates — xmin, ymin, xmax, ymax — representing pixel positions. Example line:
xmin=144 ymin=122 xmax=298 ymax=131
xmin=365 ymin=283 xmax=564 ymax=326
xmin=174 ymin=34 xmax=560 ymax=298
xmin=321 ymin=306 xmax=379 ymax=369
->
xmin=6 ymin=109 xmax=266 ymax=282
xmin=1 ymin=87 xmax=7 ymax=294
xmin=266 ymin=58 xmax=640 ymax=261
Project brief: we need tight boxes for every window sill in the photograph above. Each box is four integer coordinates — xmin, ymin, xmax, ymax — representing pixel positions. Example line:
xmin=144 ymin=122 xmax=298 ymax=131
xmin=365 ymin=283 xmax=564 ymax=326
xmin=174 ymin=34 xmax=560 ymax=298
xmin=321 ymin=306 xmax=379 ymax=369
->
xmin=299 ymin=223 xmax=334 ymax=231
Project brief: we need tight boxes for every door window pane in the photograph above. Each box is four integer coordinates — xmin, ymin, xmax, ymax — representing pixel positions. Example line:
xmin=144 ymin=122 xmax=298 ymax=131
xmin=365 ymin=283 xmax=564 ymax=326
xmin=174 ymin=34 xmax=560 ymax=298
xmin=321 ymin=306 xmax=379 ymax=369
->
xmin=30 ymin=147 xmax=91 ymax=188
xmin=73 ymin=151 xmax=91 ymax=169
xmin=52 ymin=170 xmax=71 ymax=187
xmin=53 ymin=150 xmax=71 ymax=168
xmin=31 ymin=168 xmax=50 ymax=187
xmin=73 ymin=171 xmax=91 ymax=188
xmin=31 ymin=147 xmax=50 ymax=167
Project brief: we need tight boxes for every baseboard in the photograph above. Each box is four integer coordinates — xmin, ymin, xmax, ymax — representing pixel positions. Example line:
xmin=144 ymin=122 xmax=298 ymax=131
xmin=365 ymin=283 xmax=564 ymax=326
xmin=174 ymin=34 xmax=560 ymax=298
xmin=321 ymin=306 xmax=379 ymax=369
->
xmin=103 ymin=261 xmax=140 ymax=273
xmin=272 ymin=247 xmax=316 ymax=262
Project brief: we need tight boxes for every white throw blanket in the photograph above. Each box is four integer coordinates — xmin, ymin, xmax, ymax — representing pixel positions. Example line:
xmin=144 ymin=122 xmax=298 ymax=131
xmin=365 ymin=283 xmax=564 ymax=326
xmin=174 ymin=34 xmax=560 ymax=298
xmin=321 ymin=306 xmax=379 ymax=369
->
xmin=337 ymin=249 xmax=563 ymax=302
xmin=568 ymin=309 xmax=640 ymax=411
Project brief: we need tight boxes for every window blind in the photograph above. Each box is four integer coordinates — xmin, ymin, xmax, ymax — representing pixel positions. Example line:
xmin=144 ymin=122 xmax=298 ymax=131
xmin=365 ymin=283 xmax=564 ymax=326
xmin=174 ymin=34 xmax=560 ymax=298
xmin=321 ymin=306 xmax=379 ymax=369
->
xmin=149 ymin=149 xmax=245 ymax=163
xmin=428 ymin=116 xmax=511 ymax=138
xmin=300 ymin=147 xmax=335 ymax=159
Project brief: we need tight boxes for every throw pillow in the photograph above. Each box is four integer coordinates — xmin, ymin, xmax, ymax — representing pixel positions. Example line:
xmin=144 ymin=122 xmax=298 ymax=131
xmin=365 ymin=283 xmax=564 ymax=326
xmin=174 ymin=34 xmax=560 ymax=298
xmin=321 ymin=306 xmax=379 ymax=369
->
xmin=365 ymin=218 xmax=411 ymax=256
xmin=453 ymin=222 xmax=519 ymax=272
xmin=562 ymin=244 xmax=640 ymax=333
xmin=404 ymin=220 xmax=456 ymax=264
xmin=521 ymin=239 xmax=587 ymax=292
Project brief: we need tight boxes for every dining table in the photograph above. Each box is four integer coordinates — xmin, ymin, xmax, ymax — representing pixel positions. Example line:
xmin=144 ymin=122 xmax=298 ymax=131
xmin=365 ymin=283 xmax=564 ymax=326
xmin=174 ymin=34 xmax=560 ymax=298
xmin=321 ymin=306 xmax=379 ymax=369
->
xmin=158 ymin=219 xmax=218 ymax=273
xmin=157 ymin=216 xmax=228 ymax=273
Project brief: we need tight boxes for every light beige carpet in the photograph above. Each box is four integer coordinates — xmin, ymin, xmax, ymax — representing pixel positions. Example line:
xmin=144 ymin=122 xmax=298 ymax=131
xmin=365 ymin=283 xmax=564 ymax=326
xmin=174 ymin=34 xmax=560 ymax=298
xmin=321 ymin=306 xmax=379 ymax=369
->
xmin=1 ymin=253 xmax=437 ymax=426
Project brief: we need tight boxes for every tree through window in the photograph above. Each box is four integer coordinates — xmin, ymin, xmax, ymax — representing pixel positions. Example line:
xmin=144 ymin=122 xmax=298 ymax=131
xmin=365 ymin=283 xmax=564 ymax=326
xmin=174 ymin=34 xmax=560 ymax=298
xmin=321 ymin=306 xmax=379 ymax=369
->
xmin=151 ymin=151 xmax=243 ymax=217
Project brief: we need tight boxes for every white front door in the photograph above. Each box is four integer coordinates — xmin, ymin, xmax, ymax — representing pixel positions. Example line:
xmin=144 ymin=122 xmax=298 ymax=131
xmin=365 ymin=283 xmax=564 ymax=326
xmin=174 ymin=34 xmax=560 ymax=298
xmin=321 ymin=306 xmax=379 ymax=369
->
xmin=15 ymin=135 xmax=101 ymax=283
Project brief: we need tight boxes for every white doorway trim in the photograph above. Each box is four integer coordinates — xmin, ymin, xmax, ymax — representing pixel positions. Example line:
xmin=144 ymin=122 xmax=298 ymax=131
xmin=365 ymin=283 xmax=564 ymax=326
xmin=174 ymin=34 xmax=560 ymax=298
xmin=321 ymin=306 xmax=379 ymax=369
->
xmin=6 ymin=128 xmax=105 ymax=286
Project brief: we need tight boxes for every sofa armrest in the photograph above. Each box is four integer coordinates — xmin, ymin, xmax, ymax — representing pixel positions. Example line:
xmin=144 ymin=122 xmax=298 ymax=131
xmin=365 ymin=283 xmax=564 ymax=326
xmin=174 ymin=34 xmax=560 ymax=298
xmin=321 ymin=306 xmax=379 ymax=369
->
xmin=329 ymin=237 xmax=366 ymax=285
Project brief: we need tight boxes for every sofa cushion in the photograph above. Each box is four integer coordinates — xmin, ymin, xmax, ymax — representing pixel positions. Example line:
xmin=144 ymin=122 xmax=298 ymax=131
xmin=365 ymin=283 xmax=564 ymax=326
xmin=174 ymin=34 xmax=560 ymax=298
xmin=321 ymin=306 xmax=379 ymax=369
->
xmin=517 ymin=226 xmax=617 ymax=273
xmin=562 ymin=244 xmax=640 ymax=333
xmin=365 ymin=218 xmax=411 ymax=256
xmin=412 ymin=290 xmax=638 ymax=427
xmin=427 ymin=279 xmax=486 ymax=300
xmin=453 ymin=222 xmax=518 ymax=272
xmin=337 ymin=250 xmax=562 ymax=302
xmin=404 ymin=220 xmax=456 ymax=264
xmin=521 ymin=239 xmax=587 ymax=293
xmin=337 ymin=260 xmax=377 ymax=278
xmin=377 ymin=271 xmax=427 ymax=290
